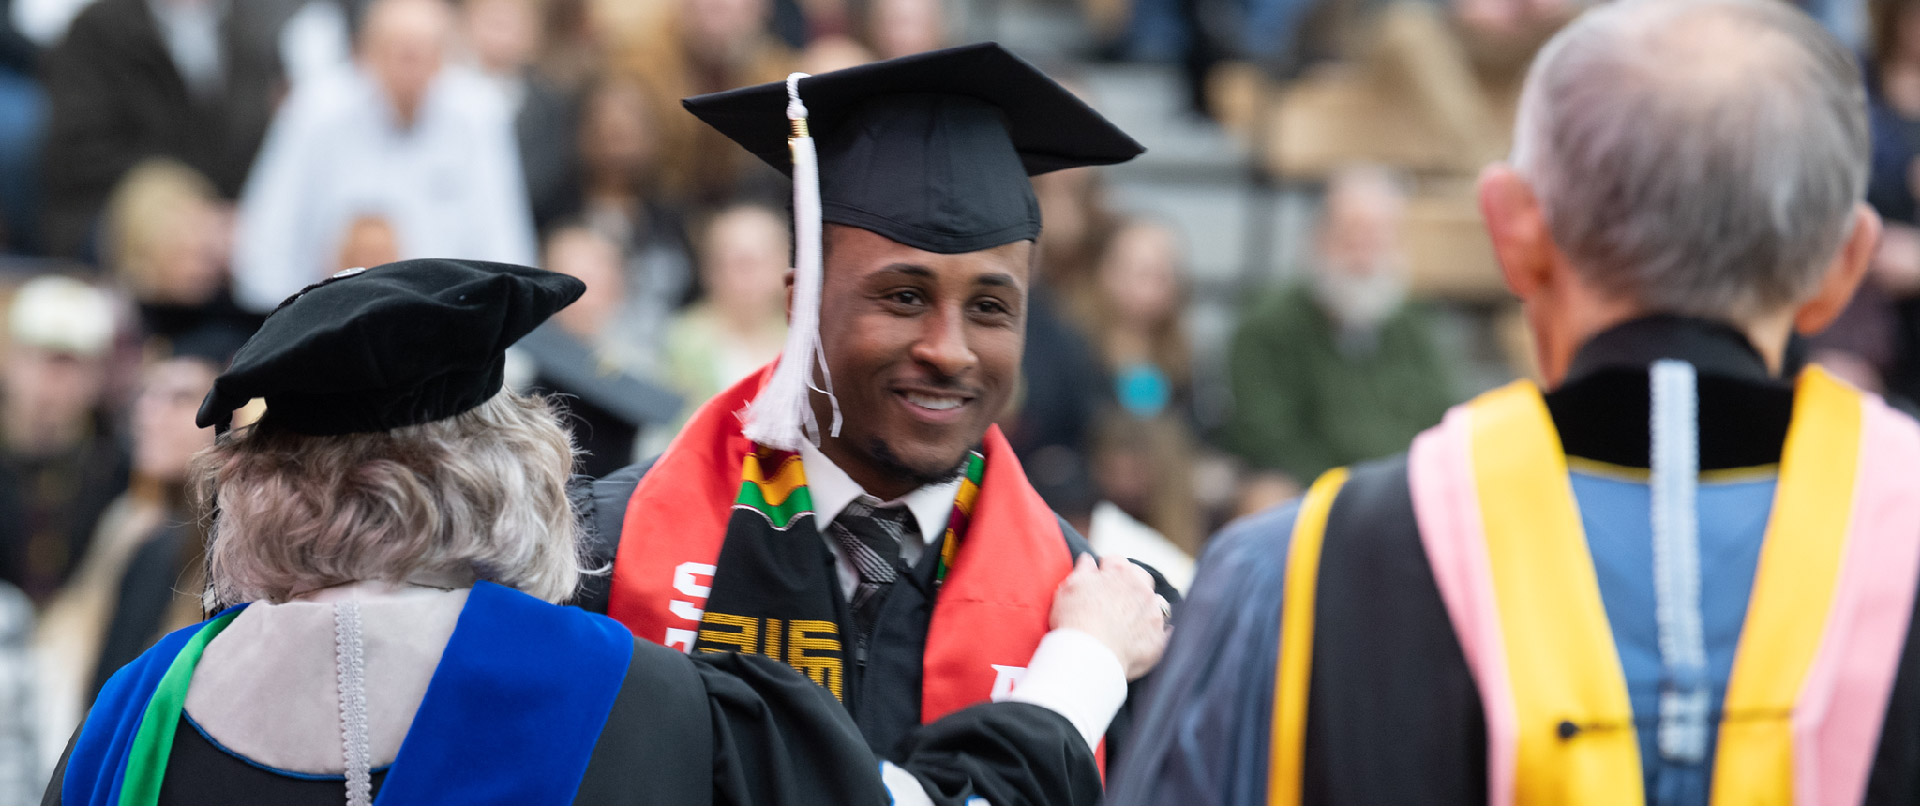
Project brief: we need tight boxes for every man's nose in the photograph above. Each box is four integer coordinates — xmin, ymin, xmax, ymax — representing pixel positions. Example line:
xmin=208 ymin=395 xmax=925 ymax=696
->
xmin=909 ymin=306 xmax=976 ymax=377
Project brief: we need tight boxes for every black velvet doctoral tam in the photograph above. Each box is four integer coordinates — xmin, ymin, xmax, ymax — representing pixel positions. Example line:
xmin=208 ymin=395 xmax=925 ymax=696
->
xmin=195 ymin=259 xmax=585 ymax=435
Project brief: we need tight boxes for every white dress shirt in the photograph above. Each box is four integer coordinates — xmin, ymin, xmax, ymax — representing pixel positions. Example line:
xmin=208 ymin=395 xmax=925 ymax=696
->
xmin=796 ymin=442 xmax=1128 ymax=752
xmin=232 ymin=63 xmax=536 ymax=311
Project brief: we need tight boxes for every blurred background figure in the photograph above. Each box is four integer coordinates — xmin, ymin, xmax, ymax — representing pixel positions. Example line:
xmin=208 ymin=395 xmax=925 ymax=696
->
xmin=1072 ymin=218 xmax=1204 ymax=554
xmin=513 ymin=224 xmax=683 ymax=476
xmin=459 ymin=0 xmax=577 ymax=225
xmin=1842 ymin=0 xmax=1920 ymax=404
xmin=333 ymin=211 xmax=404 ymax=270
xmin=1087 ymin=415 xmax=1195 ymax=590
xmin=37 ymin=0 xmax=305 ymax=261
xmin=861 ymin=0 xmax=948 ymax=58
xmin=542 ymin=74 xmax=697 ymax=352
xmin=0 ymin=276 xmax=127 ymax=609
xmin=231 ymin=0 xmax=535 ymax=311
xmin=101 ymin=158 xmax=259 ymax=343
xmin=31 ymin=328 xmax=237 ymax=765
xmin=1218 ymin=166 xmax=1456 ymax=511
xmin=1003 ymin=160 xmax=1115 ymax=536
xmin=662 ymin=202 xmax=789 ymax=427
xmin=0 ymin=0 xmax=40 ymax=257
xmin=0 ymin=580 xmax=35 ymax=805
xmin=1033 ymin=164 xmax=1121 ymax=300
xmin=613 ymin=0 xmax=794 ymax=208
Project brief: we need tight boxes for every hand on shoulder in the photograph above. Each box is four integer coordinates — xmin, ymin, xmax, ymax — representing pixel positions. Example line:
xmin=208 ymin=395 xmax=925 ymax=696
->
xmin=1049 ymin=554 xmax=1170 ymax=680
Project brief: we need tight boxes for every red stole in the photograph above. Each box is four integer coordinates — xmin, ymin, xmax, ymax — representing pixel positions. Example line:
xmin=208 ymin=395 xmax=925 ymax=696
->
xmin=606 ymin=365 xmax=1075 ymax=726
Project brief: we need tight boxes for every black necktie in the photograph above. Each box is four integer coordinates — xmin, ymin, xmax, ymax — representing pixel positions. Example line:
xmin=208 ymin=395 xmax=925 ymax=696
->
xmin=830 ymin=498 xmax=916 ymax=662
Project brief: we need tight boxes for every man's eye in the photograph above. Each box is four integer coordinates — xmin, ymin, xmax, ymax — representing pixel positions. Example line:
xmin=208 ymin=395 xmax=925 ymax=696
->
xmin=886 ymin=290 xmax=925 ymax=306
xmin=973 ymin=299 xmax=1010 ymax=316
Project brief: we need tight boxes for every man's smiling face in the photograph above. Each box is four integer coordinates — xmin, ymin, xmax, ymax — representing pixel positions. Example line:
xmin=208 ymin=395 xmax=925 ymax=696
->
xmin=809 ymin=224 xmax=1029 ymax=500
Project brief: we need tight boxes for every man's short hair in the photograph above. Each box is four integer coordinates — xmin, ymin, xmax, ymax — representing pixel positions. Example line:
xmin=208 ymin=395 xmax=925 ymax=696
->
xmin=1511 ymin=0 xmax=1869 ymax=321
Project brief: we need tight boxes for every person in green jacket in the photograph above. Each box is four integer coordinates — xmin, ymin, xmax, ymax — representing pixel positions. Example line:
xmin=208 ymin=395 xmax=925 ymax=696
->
xmin=1219 ymin=165 xmax=1460 ymax=491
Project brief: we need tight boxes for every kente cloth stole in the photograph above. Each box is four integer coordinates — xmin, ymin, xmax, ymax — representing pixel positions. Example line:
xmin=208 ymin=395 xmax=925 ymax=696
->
xmin=607 ymin=364 xmax=1075 ymax=727
xmin=1264 ymin=366 xmax=1920 ymax=805
xmin=691 ymin=447 xmax=984 ymax=701
xmin=65 ymin=583 xmax=633 ymax=805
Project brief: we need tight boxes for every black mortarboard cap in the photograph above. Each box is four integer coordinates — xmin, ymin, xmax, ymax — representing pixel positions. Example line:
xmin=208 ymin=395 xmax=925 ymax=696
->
xmin=683 ymin=43 xmax=1145 ymax=254
xmin=195 ymin=259 xmax=586 ymax=435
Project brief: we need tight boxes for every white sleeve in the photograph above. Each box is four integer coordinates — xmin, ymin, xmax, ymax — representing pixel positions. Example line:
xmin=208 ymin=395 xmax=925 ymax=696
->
xmin=879 ymin=761 xmax=936 ymax=805
xmin=994 ymin=629 xmax=1127 ymax=753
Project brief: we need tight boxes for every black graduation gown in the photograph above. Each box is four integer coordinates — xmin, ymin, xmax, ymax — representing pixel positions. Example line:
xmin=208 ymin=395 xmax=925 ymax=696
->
xmin=571 ymin=459 xmax=1177 ymax=799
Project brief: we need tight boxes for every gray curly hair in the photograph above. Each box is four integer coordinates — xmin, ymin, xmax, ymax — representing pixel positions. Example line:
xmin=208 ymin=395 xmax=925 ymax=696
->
xmin=194 ymin=389 xmax=582 ymax=607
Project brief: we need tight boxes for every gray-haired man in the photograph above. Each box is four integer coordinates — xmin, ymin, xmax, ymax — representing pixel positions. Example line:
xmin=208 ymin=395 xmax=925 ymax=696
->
xmin=1114 ymin=0 xmax=1920 ymax=803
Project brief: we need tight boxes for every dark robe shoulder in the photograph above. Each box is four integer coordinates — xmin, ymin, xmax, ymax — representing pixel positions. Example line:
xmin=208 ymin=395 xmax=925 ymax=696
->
xmin=1109 ymin=499 xmax=1300 ymax=804
xmin=1867 ymin=571 xmax=1920 ymax=804
xmin=1301 ymin=454 xmax=1486 ymax=804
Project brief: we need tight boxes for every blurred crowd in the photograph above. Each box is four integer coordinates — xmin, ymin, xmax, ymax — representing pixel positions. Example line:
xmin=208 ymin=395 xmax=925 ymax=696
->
xmin=0 ymin=0 xmax=1897 ymax=801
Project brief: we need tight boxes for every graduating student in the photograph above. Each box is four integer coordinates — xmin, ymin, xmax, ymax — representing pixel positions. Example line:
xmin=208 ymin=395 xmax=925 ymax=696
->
xmin=46 ymin=259 xmax=1103 ymax=805
xmin=1115 ymin=0 xmax=1920 ymax=804
xmin=574 ymin=43 xmax=1176 ymax=780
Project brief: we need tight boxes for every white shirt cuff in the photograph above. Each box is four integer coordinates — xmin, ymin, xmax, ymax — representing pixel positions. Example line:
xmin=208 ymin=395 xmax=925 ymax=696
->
xmin=995 ymin=628 xmax=1127 ymax=753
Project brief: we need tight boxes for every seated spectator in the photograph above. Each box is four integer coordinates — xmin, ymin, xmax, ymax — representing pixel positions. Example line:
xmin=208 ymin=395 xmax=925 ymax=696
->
xmin=514 ymin=226 xmax=684 ymax=476
xmin=0 ymin=277 xmax=129 ymax=607
xmin=859 ymin=0 xmax=945 ymax=59
xmin=1863 ymin=0 xmax=1920 ymax=404
xmin=546 ymin=75 xmax=697 ymax=354
xmin=612 ymin=0 xmax=794 ymax=208
xmin=1077 ymin=218 xmax=1195 ymax=423
xmin=798 ymin=33 xmax=873 ymax=74
xmin=662 ymin=203 xmax=789 ymax=425
xmin=37 ymin=0 xmax=304 ymax=259
xmin=460 ymin=0 xmax=578 ymax=225
xmin=232 ymin=0 xmax=536 ymax=312
xmin=1360 ymin=0 xmax=1580 ymax=170
xmin=1033 ymin=164 xmax=1121 ymax=299
xmin=333 ymin=212 xmax=405 ymax=271
xmin=1218 ymin=166 xmax=1458 ymax=496
xmin=1069 ymin=218 xmax=1204 ymax=553
xmin=32 ymin=328 xmax=238 ymax=759
xmin=1086 ymin=414 xmax=1197 ymax=590
xmin=1006 ymin=165 xmax=1116 ymax=504
xmin=101 ymin=158 xmax=260 ymax=342
xmin=530 ymin=0 xmax=602 ymax=94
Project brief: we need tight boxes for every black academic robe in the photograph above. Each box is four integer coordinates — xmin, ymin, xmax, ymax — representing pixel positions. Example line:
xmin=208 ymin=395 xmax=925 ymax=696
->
xmin=1114 ymin=316 xmax=1920 ymax=804
xmin=572 ymin=459 xmax=1176 ymax=796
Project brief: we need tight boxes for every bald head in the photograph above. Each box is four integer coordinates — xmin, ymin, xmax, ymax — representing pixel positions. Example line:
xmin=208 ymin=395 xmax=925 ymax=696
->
xmin=360 ymin=0 xmax=454 ymax=123
xmin=1510 ymin=0 xmax=1868 ymax=321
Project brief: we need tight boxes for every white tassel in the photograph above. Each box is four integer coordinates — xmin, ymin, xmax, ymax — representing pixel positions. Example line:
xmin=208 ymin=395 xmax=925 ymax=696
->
xmin=743 ymin=73 xmax=842 ymax=451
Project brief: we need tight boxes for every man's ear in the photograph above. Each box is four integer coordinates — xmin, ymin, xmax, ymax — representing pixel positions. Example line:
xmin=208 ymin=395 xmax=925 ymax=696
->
xmin=1478 ymin=164 xmax=1554 ymax=302
xmin=1794 ymin=202 xmax=1882 ymax=336
xmin=784 ymin=270 xmax=796 ymax=321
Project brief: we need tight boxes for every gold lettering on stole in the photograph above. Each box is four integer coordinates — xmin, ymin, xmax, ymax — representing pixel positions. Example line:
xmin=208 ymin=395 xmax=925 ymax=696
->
xmin=764 ymin=618 xmax=784 ymax=659
xmin=694 ymin=612 xmax=758 ymax=654
xmin=786 ymin=620 xmax=843 ymax=699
